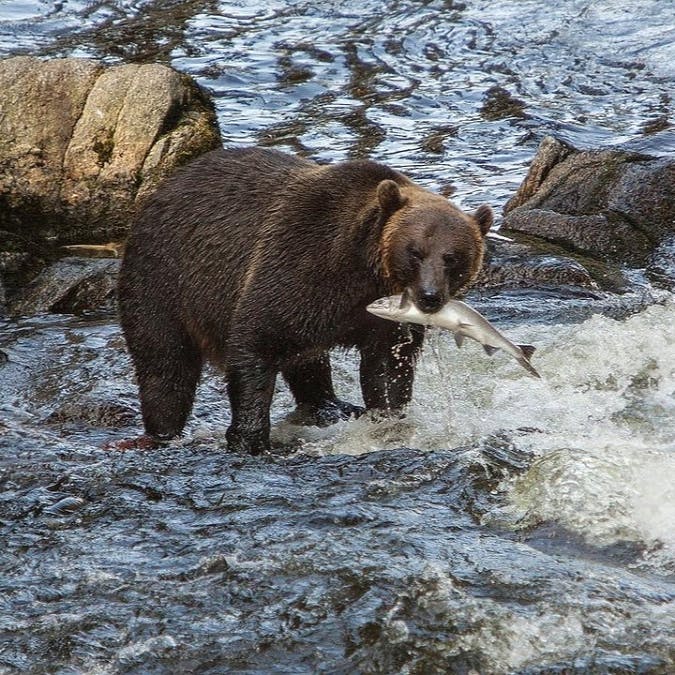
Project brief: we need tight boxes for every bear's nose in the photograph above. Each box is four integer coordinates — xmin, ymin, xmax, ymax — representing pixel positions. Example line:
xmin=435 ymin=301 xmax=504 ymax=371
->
xmin=417 ymin=289 xmax=443 ymax=313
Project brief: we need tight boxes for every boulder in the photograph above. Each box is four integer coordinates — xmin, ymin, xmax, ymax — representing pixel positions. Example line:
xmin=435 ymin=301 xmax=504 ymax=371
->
xmin=0 ymin=56 xmax=221 ymax=289
xmin=502 ymin=136 xmax=675 ymax=271
xmin=476 ymin=236 xmax=600 ymax=292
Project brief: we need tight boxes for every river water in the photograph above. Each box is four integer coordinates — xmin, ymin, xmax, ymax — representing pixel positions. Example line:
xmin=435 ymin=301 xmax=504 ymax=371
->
xmin=1 ymin=1 xmax=674 ymax=673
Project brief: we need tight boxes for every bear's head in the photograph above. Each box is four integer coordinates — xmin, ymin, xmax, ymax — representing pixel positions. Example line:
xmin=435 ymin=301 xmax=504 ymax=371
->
xmin=378 ymin=179 xmax=493 ymax=313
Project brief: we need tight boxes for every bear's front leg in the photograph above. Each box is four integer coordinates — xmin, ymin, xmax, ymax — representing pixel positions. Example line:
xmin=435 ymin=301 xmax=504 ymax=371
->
xmin=225 ymin=358 xmax=276 ymax=455
xmin=359 ymin=323 xmax=425 ymax=412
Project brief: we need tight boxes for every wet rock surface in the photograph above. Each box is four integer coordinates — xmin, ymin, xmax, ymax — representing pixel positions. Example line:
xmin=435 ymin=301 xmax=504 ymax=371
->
xmin=1 ymin=438 xmax=672 ymax=674
xmin=8 ymin=257 xmax=120 ymax=316
xmin=503 ymin=136 xmax=675 ymax=270
xmin=478 ymin=236 xmax=600 ymax=293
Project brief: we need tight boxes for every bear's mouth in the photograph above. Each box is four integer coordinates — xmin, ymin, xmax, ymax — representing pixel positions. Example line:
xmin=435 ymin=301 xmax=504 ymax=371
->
xmin=413 ymin=291 xmax=445 ymax=314
xmin=416 ymin=300 xmax=444 ymax=314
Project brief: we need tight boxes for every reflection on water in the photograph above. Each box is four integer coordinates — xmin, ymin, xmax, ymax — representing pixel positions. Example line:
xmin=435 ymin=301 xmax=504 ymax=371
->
xmin=1 ymin=0 xmax=674 ymax=672
xmin=1 ymin=0 xmax=673 ymax=206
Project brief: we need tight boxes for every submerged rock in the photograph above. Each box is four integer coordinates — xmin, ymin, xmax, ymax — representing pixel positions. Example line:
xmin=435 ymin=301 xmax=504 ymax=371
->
xmin=502 ymin=136 xmax=675 ymax=272
xmin=480 ymin=85 xmax=527 ymax=121
xmin=8 ymin=257 xmax=120 ymax=316
xmin=45 ymin=397 xmax=137 ymax=429
xmin=476 ymin=236 xmax=602 ymax=293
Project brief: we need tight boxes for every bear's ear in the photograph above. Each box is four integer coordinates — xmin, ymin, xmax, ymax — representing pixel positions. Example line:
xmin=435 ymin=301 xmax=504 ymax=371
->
xmin=377 ymin=179 xmax=405 ymax=216
xmin=474 ymin=204 xmax=494 ymax=236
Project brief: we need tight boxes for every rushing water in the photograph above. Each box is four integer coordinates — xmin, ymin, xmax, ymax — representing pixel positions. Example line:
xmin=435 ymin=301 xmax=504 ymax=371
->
xmin=1 ymin=1 xmax=674 ymax=673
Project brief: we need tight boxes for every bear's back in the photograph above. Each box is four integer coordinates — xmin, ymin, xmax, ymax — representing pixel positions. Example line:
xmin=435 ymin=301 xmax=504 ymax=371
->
xmin=132 ymin=147 xmax=314 ymax=241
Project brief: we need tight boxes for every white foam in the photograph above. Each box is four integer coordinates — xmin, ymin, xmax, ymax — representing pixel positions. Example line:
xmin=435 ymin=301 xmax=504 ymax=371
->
xmin=280 ymin=298 xmax=675 ymax=569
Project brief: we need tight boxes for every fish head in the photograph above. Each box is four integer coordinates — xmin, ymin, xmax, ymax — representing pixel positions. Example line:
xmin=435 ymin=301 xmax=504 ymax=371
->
xmin=365 ymin=294 xmax=407 ymax=320
xmin=382 ymin=198 xmax=493 ymax=314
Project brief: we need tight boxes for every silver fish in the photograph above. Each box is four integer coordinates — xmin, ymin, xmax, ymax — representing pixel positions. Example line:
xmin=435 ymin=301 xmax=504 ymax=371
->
xmin=366 ymin=293 xmax=540 ymax=378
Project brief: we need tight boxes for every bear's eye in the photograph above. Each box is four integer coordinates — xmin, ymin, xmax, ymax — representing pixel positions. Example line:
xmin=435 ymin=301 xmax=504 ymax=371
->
xmin=408 ymin=248 xmax=424 ymax=262
xmin=443 ymin=253 xmax=458 ymax=268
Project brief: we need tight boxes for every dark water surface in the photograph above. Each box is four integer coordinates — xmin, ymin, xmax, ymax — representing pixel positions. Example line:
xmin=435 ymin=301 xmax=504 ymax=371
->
xmin=1 ymin=2 xmax=674 ymax=673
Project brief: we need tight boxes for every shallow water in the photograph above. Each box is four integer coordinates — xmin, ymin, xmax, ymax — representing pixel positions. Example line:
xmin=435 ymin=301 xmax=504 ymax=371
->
xmin=1 ymin=1 xmax=675 ymax=672
xmin=2 ymin=300 xmax=674 ymax=672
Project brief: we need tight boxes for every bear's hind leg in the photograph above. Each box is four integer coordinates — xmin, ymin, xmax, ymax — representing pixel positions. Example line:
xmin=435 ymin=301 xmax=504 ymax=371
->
xmin=282 ymin=352 xmax=364 ymax=426
xmin=225 ymin=357 xmax=277 ymax=455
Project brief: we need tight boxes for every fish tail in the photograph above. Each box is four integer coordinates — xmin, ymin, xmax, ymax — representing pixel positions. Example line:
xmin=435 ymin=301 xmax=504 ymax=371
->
xmin=519 ymin=358 xmax=541 ymax=378
xmin=518 ymin=344 xmax=536 ymax=359
xmin=516 ymin=344 xmax=540 ymax=378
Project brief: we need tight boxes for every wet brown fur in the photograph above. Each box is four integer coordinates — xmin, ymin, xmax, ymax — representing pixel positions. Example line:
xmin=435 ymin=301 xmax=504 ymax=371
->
xmin=118 ymin=147 xmax=492 ymax=454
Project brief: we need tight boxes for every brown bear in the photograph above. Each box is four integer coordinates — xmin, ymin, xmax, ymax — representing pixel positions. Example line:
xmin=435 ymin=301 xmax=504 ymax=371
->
xmin=118 ymin=147 xmax=492 ymax=454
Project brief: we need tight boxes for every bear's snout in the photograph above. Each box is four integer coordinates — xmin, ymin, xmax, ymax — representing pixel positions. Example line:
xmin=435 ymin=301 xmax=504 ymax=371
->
xmin=413 ymin=256 xmax=448 ymax=313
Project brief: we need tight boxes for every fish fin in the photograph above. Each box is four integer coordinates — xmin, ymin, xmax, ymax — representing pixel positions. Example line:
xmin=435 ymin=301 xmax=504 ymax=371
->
xmin=399 ymin=289 xmax=412 ymax=310
xmin=482 ymin=344 xmax=499 ymax=356
xmin=518 ymin=344 xmax=537 ymax=360
xmin=454 ymin=333 xmax=464 ymax=349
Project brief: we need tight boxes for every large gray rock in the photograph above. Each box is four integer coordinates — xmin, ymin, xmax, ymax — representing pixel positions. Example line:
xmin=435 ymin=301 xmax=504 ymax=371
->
xmin=502 ymin=136 xmax=675 ymax=270
xmin=0 ymin=56 xmax=221 ymax=246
